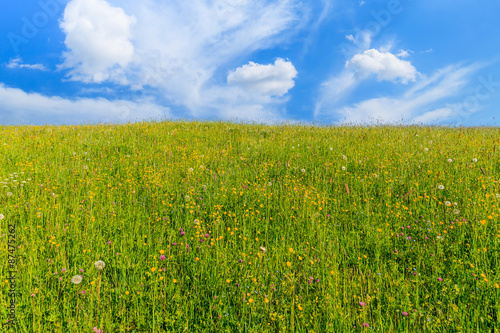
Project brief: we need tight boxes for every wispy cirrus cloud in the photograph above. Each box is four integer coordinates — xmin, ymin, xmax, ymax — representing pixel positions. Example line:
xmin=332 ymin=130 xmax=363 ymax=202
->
xmin=316 ymin=62 xmax=485 ymax=125
xmin=6 ymin=57 xmax=47 ymax=71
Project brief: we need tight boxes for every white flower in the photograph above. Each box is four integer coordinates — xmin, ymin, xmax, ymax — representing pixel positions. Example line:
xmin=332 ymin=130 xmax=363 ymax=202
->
xmin=436 ymin=236 xmax=443 ymax=241
xmin=438 ymin=185 xmax=445 ymax=190
xmin=0 ymin=214 xmax=4 ymax=220
xmin=72 ymin=275 xmax=83 ymax=284
xmin=6 ymin=192 xmax=12 ymax=197
xmin=472 ymin=158 xmax=477 ymax=162
xmin=301 ymin=169 xmax=305 ymax=173
xmin=424 ymin=148 xmax=428 ymax=151
xmin=188 ymin=168 xmax=194 ymax=173
xmin=447 ymin=159 xmax=453 ymax=163
xmin=342 ymin=166 xmax=346 ymax=171
xmin=453 ymin=209 xmax=460 ymax=215
xmin=445 ymin=201 xmax=451 ymax=206
xmin=94 ymin=260 xmax=105 ymax=271
xmin=259 ymin=246 xmax=266 ymax=254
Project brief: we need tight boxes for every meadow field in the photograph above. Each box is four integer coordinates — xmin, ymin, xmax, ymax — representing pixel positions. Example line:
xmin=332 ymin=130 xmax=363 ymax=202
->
xmin=0 ymin=119 xmax=499 ymax=332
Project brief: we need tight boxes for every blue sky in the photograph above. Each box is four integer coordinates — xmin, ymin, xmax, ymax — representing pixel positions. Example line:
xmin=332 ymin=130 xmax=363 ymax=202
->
xmin=1 ymin=0 xmax=499 ymax=127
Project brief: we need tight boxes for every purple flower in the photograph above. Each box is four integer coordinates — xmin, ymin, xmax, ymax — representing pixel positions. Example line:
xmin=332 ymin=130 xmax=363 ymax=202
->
xmin=407 ymin=225 xmax=411 ymax=228
xmin=238 ymin=259 xmax=243 ymax=263
xmin=61 ymin=268 xmax=66 ymax=273
xmin=359 ymin=302 xmax=365 ymax=307
xmin=437 ymin=277 xmax=443 ymax=282
xmin=205 ymin=234 xmax=209 ymax=238
xmin=180 ymin=231 xmax=185 ymax=236
xmin=402 ymin=311 xmax=408 ymax=316
xmin=172 ymin=243 xmax=177 ymax=245
xmin=186 ymin=244 xmax=189 ymax=249
xmin=160 ymin=255 xmax=166 ymax=261
xmin=80 ymin=269 xmax=84 ymax=273
xmin=363 ymin=323 xmax=369 ymax=328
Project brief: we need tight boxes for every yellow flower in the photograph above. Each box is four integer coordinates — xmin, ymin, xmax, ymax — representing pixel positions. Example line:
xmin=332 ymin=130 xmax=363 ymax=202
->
xmin=125 ymin=291 xmax=129 ymax=295
xmin=330 ymin=271 xmax=334 ymax=275
xmin=299 ymin=256 xmax=302 ymax=261
xmin=160 ymin=250 xmax=164 ymax=254
xmin=151 ymin=267 xmax=156 ymax=272
xmin=265 ymin=298 xmax=269 ymax=303
xmin=160 ymin=277 xmax=164 ymax=280
xmin=286 ymin=261 xmax=291 ymax=267
xmin=481 ymin=273 xmax=486 ymax=278
xmin=195 ymin=257 xmax=199 ymax=261
xmin=90 ymin=281 xmax=95 ymax=286
xmin=173 ymin=279 xmax=177 ymax=283
xmin=249 ymin=298 xmax=254 ymax=304
xmin=298 ymin=305 xmax=303 ymax=311
xmin=289 ymin=248 xmax=294 ymax=253
xmin=226 ymin=279 xmax=231 ymax=283
xmin=495 ymin=283 xmax=499 ymax=289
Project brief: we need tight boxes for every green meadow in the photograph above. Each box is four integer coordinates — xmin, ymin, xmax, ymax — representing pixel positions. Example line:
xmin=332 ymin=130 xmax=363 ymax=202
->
xmin=0 ymin=119 xmax=499 ymax=332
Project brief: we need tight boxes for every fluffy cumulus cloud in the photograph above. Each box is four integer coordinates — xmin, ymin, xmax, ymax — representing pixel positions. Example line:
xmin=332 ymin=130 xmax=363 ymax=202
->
xmin=346 ymin=49 xmax=419 ymax=84
xmin=55 ymin=0 xmax=305 ymax=124
xmin=0 ymin=83 xmax=171 ymax=125
xmin=59 ymin=0 xmax=136 ymax=83
xmin=227 ymin=58 xmax=297 ymax=96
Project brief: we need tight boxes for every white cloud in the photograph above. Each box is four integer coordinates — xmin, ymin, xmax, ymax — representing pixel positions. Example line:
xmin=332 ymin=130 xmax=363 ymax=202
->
xmin=396 ymin=50 xmax=411 ymax=58
xmin=0 ymin=84 xmax=171 ymax=125
xmin=59 ymin=0 xmax=136 ymax=83
xmin=227 ymin=58 xmax=297 ymax=96
xmin=346 ymin=49 xmax=419 ymax=84
xmin=6 ymin=58 xmax=47 ymax=71
xmin=56 ymin=0 xmax=306 ymax=124
xmin=316 ymin=63 xmax=484 ymax=126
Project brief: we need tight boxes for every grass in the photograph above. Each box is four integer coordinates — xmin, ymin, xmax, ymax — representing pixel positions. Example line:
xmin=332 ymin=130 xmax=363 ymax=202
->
xmin=0 ymin=118 xmax=499 ymax=332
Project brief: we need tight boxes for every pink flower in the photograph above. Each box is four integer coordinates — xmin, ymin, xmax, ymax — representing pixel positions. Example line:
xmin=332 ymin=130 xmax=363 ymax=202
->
xmin=402 ymin=311 xmax=408 ymax=316
xmin=359 ymin=302 xmax=365 ymax=307
xmin=363 ymin=323 xmax=369 ymax=327
xmin=437 ymin=277 xmax=443 ymax=282
xmin=160 ymin=255 xmax=166 ymax=261
xmin=180 ymin=231 xmax=185 ymax=236
xmin=205 ymin=234 xmax=209 ymax=238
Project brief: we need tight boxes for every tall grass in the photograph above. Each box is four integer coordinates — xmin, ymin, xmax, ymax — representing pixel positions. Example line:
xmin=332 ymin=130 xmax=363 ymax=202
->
xmin=0 ymin=119 xmax=499 ymax=332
